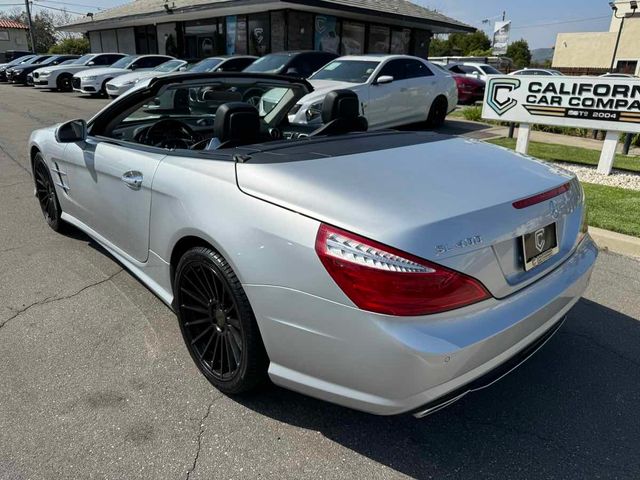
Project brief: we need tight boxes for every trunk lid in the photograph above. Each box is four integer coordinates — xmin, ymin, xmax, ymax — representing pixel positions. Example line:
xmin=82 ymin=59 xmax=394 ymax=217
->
xmin=236 ymin=132 xmax=583 ymax=298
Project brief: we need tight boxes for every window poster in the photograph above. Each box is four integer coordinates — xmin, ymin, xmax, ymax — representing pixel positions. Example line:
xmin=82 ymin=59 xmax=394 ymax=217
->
xmin=314 ymin=15 xmax=340 ymax=53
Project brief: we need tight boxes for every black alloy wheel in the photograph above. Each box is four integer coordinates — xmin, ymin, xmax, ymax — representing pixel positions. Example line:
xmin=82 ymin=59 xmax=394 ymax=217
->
xmin=57 ymin=74 xmax=72 ymax=92
xmin=175 ymin=247 xmax=268 ymax=394
xmin=426 ymin=96 xmax=448 ymax=128
xmin=34 ymin=153 xmax=65 ymax=232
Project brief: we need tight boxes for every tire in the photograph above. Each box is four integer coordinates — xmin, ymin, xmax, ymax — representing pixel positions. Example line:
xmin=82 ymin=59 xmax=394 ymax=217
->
xmin=174 ymin=247 xmax=268 ymax=394
xmin=33 ymin=152 xmax=66 ymax=232
xmin=56 ymin=74 xmax=72 ymax=92
xmin=100 ymin=78 xmax=112 ymax=97
xmin=426 ymin=96 xmax=448 ymax=128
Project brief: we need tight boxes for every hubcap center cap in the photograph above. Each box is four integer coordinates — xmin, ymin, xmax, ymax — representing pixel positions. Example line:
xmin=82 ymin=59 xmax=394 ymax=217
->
xmin=213 ymin=307 xmax=226 ymax=329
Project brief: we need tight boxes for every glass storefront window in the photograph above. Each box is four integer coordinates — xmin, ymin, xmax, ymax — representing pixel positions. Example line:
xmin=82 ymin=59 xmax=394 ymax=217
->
xmin=390 ymin=29 xmax=411 ymax=54
xmin=248 ymin=13 xmax=270 ymax=56
xmin=236 ymin=15 xmax=248 ymax=55
xmin=341 ymin=21 xmax=365 ymax=55
xmin=314 ymin=15 xmax=340 ymax=53
xmin=413 ymin=29 xmax=431 ymax=59
xmin=184 ymin=19 xmax=222 ymax=58
xmin=287 ymin=11 xmax=313 ymax=50
xmin=271 ymin=11 xmax=285 ymax=53
xmin=367 ymin=25 xmax=390 ymax=54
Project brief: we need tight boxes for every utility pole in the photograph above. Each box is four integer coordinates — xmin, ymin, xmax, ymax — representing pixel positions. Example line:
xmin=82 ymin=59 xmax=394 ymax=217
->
xmin=24 ymin=0 xmax=37 ymax=53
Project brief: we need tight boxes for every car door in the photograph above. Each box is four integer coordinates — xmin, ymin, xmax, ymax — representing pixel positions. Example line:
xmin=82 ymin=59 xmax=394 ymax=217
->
xmin=403 ymin=59 xmax=436 ymax=124
xmin=60 ymin=139 xmax=166 ymax=263
xmin=366 ymin=59 xmax=410 ymax=129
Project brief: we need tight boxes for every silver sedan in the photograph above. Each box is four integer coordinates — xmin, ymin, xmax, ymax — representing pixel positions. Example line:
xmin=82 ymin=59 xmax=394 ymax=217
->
xmin=28 ymin=72 xmax=597 ymax=416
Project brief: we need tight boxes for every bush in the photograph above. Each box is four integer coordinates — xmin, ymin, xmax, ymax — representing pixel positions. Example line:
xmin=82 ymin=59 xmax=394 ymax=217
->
xmin=532 ymin=124 xmax=590 ymax=138
xmin=48 ymin=37 xmax=90 ymax=55
xmin=461 ymin=106 xmax=483 ymax=122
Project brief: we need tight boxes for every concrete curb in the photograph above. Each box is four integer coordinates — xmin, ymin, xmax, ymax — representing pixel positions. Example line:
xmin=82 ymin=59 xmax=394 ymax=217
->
xmin=589 ymin=227 xmax=640 ymax=259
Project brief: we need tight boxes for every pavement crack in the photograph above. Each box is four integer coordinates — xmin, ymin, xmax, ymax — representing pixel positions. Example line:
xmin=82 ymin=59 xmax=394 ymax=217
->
xmin=0 ymin=269 xmax=123 ymax=332
xmin=185 ymin=397 xmax=221 ymax=480
xmin=0 ymin=141 xmax=30 ymax=175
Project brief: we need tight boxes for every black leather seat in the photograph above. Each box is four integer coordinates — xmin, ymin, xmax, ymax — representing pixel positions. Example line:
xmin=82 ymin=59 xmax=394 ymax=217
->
xmin=213 ymin=102 xmax=261 ymax=149
xmin=309 ymin=89 xmax=368 ymax=137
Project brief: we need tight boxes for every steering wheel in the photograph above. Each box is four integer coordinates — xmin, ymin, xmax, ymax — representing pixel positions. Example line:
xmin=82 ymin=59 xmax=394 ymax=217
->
xmin=141 ymin=119 xmax=198 ymax=149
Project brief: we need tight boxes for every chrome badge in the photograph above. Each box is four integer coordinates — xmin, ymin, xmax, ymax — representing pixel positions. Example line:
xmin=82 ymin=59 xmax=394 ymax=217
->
xmin=436 ymin=236 xmax=483 ymax=256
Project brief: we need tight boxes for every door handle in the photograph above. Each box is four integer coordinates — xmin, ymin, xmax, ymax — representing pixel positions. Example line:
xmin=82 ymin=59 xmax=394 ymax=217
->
xmin=121 ymin=170 xmax=143 ymax=190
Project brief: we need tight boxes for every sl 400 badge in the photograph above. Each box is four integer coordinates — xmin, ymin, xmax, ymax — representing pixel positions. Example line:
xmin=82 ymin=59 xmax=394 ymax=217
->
xmin=436 ymin=236 xmax=483 ymax=255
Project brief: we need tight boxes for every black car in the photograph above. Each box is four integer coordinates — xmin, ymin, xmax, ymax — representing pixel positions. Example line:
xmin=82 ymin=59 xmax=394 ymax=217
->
xmin=6 ymin=54 xmax=79 ymax=84
xmin=3 ymin=50 xmax=31 ymax=62
xmin=243 ymin=51 xmax=338 ymax=78
xmin=5 ymin=55 xmax=53 ymax=83
xmin=0 ymin=54 xmax=36 ymax=81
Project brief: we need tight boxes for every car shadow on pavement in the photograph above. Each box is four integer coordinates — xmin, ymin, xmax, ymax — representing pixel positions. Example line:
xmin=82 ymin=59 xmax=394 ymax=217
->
xmin=235 ymin=298 xmax=640 ymax=479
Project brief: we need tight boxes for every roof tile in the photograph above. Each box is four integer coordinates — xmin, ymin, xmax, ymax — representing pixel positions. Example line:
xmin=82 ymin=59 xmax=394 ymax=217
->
xmin=0 ymin=19 xmax=29 ymax=29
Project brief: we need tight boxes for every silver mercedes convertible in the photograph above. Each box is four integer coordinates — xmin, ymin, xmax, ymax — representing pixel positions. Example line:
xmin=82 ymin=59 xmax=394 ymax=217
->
xmin=29 ymin=72 xmax=597 ymax=417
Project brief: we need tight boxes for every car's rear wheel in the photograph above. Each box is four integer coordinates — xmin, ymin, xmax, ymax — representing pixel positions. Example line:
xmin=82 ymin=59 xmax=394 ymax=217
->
xmin=426 ymin=96 xmax=448 ymax=128
xmin=33 ymin=153 xmax=65 ymax=232
xmin=175 ymin=247 xmax=268 ymax=394
xmin=56 ymin=74 xmax=72 ymax=92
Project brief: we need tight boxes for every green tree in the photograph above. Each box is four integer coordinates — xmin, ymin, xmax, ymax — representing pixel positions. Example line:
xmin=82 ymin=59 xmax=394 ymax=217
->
xmin=506 ymin=39 xmax=532 ymax=69
xmin=49 ymin=37 xmax=90 ymax=54
xmin=429 ymin=30 xmax=492 ymax=57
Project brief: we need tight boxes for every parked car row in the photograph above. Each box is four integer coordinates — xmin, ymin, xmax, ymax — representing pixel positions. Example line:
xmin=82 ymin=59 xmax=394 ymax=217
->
xmin=2 ymin=50 xmax=458 ymax=130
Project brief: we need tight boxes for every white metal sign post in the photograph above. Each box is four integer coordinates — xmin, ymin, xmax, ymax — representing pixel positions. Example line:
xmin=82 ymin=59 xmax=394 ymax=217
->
xmin=482 ymin=75 xmax=640 ymax=175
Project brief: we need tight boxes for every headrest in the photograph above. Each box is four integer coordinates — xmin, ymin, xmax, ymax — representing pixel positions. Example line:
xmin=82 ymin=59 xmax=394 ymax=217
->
xmin=321 ymin=89 xmax=360 ymax=124
xmin=213 ymin=102 xmax=260 ymax=144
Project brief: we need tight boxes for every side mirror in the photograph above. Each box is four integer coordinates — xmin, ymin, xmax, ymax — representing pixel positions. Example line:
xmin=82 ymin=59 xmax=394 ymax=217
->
xmin=130 ymin=64 xmax=138 ymax=70
xmin=178 ymin=66 xmax=187 ymax=71
xmin=87 ymin=61 xmax=95 ymax=66
xmin=375 ymin=75 xmax=394 ymax=85
xmin=55 ymin=119 xmax=87 ymax=143
xmin=285 ymin=67 xmax=300 ymax=76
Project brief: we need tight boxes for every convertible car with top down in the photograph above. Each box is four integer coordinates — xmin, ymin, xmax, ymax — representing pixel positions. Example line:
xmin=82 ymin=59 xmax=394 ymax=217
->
xmin=28 ymin=72 xmax=597 ymax=417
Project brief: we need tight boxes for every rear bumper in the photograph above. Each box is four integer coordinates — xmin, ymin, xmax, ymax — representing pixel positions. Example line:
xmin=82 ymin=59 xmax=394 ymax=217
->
xmin=245 ymin=235 xmax=597 ymax=415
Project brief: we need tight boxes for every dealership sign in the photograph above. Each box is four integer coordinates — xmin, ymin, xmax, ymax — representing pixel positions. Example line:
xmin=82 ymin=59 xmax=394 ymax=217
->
xmin=482 ymin=75 xmax=640 ymax=174
xmin=482 ymin=76 xmax=640 ymax=133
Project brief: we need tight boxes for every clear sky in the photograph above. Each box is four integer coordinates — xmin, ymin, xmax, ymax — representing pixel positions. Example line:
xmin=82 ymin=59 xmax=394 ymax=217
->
xmin=0 ymin=0 xmax=614 ymax=49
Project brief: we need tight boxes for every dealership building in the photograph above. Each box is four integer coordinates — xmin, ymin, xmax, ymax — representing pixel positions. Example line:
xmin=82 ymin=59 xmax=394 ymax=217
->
xmin=553 ymin=0 xmax=640 ymax=75
xmin=61 ymin=0 xmax=473 ymax=60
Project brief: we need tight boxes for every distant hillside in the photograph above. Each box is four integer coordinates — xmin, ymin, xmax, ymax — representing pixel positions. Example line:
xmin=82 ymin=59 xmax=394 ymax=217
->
xmin=531 ymin=48 xmax=554 ymax=64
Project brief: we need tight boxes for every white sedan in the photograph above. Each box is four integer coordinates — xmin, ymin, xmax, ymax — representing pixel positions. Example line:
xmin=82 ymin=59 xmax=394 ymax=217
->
xmin=72 ymin=54 xmax=173 ymax=96
xmin=106 ymin=59 xmax=189 ymax=97
xmin=288 ymin=55 xmax=457 ymax=129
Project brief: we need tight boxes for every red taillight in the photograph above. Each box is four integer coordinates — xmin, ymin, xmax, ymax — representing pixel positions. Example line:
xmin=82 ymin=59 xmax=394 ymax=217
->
xmin=315 ymin=224 xmax=491 ymax=316
xmin=513 ymin=183 xmax=570 ymax=209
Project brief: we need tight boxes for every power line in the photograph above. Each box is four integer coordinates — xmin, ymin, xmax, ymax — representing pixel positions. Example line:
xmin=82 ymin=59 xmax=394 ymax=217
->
xmin=34 ymin=0 xmax=102 ymax=10
xmin=511 ymin=15 xmax=611 ymax=30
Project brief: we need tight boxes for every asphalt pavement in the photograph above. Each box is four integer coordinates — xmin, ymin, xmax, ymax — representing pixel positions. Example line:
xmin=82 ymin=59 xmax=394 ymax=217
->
xmin=1 ymin=84 xmax=639 ymax=480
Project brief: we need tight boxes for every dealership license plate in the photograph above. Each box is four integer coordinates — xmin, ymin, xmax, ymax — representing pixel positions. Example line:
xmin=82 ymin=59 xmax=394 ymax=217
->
xmin=521 ymin=223 xmax=559 ymax=271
